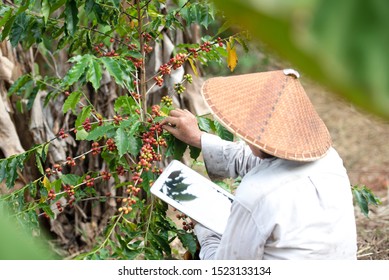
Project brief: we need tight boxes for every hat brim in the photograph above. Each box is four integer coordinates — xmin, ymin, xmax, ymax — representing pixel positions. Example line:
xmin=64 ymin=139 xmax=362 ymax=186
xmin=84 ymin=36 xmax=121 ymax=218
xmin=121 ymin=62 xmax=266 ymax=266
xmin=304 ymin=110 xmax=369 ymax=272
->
xmin=201 ymin=70 xmax=332 ymax=161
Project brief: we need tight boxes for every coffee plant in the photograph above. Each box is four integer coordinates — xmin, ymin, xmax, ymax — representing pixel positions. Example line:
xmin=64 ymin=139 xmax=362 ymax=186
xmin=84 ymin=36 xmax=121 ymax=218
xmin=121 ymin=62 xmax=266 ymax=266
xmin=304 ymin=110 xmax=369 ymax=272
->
xmin=0 ymin=0 xmax=244 ymax=259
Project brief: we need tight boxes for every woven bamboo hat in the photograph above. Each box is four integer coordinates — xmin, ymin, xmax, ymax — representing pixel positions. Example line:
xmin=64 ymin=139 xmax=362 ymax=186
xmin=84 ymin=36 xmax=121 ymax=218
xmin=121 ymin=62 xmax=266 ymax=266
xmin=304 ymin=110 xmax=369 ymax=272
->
xmin=201 ymin=69 xmax=332 ymax=161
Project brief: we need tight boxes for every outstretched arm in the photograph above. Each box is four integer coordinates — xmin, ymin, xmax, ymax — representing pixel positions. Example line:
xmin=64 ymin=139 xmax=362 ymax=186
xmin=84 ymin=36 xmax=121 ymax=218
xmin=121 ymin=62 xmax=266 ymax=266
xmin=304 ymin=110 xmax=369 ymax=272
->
xmin=161 ymin=109 xmax=261 ymax=179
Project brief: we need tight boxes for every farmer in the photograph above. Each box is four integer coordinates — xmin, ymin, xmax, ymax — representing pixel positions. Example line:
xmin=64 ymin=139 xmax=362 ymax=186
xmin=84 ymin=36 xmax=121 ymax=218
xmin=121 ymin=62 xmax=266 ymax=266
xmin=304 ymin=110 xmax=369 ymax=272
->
xmin=161 ymin=69 xmax=357 ymax=260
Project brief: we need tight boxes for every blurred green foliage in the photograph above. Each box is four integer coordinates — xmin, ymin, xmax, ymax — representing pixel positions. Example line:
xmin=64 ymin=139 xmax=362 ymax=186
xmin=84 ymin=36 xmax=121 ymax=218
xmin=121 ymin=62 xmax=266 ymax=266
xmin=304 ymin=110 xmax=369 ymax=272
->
xmin=212 ymin=0 xmax=389 ymax=120
xmin=0 ymin=203 xmax=55 ymax=260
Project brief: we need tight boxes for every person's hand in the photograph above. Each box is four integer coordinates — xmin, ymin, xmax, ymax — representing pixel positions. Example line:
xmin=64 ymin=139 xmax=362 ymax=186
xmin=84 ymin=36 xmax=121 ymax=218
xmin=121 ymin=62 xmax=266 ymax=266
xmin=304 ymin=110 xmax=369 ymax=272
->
xmin=161 ymin=109 xmax=204 ymax=148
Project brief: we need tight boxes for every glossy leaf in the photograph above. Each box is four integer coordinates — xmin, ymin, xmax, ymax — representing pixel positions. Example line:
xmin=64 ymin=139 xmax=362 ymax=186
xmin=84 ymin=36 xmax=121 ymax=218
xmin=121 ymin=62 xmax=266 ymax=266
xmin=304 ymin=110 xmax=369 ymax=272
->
xmin=86 ymin=124 xmax=115 ymax=141
xmin=87 ymin=58 xmax=102 ymax=90
xmin=75 ymin=105 xmax=92 ymax=129
xmin=115 ymin=127 xmax=129 ymax=157
xmin=197 ymin=116 xmax=214 ymax=133
xmin=100 ymin=57 xmax=125 ymax=87
xmin=214 ymin=120 xmax=234 ymax=141
xmin=9 ymin=12 xmax=28 ymax=47
xmin=0 ymin=6 xmax=13 ymax=31
xmin=64 ymin=0 xmax=78 ymax=36
xmin=64 ymin=55 xmax=92 ymax=86
xmin=62 ymin=90 xmax=82 ymax=113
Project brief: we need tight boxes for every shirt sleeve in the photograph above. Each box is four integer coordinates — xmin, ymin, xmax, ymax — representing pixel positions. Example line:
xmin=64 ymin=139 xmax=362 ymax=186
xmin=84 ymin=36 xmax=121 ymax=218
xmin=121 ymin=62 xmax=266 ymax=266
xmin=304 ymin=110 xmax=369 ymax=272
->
xmin=194 ymin=201 xmax=270 ymax=260
xmin=200 ymin=133 xmax=261 ymax=180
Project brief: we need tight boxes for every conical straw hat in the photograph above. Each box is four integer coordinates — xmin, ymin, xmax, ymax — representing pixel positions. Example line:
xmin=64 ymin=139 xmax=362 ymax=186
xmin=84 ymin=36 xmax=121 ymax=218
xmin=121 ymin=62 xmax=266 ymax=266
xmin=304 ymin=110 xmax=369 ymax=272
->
xmin=201 ymin=69 xmax=332 ymax=161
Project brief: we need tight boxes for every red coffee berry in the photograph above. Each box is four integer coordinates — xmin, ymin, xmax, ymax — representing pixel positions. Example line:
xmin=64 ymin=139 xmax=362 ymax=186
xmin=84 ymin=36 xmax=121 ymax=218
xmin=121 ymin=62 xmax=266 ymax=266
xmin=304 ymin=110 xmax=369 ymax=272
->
xmin=154 ymin=75 xmax=164 ymax=87
xmin=82 ymin=118 xmax=92 ymax=132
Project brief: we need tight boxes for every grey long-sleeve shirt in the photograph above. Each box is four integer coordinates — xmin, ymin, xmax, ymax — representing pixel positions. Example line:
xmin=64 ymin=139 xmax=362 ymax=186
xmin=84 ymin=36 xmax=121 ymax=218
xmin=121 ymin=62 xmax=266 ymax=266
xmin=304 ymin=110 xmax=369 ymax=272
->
xmin=193 ymin=133 xmax=357 ymax=260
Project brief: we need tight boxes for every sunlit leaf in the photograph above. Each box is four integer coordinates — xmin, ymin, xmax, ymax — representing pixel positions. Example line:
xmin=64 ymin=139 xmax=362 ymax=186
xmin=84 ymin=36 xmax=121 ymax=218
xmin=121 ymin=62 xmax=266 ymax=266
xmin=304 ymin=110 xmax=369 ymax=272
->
xmin=63 ymin=55 xmax=91 ymax=86
xmin=87 ymin=58 xmax=102 ymax=90
xmin=62 ymin=90 xmax=82 ymax=113
xmin=226 ymin=37 xmax=238 ymax=72
xmin=188 ymin=57 xmax=199 ymax=76
xmin=42 ymin=176 xmax=51 ymax=192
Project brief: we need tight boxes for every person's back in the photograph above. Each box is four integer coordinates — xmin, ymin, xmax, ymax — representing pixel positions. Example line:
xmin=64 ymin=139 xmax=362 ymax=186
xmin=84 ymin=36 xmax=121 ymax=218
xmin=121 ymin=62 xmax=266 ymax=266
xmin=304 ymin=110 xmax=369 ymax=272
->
xmin=162 ymin=69 xmax=358 ymax=259
xmin=233 ymin=147 xmax=357 ymax=259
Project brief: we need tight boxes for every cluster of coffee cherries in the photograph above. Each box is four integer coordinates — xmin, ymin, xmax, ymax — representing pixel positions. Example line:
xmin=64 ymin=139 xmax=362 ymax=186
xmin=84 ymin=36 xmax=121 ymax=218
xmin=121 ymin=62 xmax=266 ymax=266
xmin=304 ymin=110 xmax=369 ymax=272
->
xmin=169 ymin=53 xmax=187 ymax=70
xmin=154 ymin=75 xmax=164 ymax=87
xmin=153 ymin=53 xmax=187 ymax=87
xmin=200 ymin=41 xmax=212 ymax=52
xmin=174 ymin=83 xmax=186 ymax=94
xmin=93 ymin=40 xmax=121 ymax=57
xmin=176 ymin=212 xmax=195 ymax=232
xmin=161 ymin=96 xmax=173 ymax=107
xmin=58 ymin=128 xmax=69 ymax=139
xmin=83 ymin=118 xmax=92 ymax=132
xmin=63 ymin=185 xmax=76 ymax=207
xmin=45 ymin=163 xmax=63 ymax=178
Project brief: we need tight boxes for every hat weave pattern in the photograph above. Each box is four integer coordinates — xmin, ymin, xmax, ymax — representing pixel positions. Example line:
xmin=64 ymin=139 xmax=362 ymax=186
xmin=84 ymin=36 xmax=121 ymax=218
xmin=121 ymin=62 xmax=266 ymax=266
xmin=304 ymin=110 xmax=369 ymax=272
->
xmin=201 ymin=70 xmax=332 ymax=161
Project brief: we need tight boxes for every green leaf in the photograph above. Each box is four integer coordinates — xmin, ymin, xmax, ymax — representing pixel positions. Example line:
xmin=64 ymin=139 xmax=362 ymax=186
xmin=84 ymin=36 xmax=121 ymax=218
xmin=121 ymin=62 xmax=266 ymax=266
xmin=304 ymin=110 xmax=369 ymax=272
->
xmin=127 ymin=135 xmax=141 ymax=156
xmin=65 ymin=0 xmax=79 ymax=36
xmin=114 ymin=96 xmax=136 ymax=114
xmin=0 ymin=6 xmax=13 ymax=31
xmin=1 ymin=14 xmax=16 ymax=41
xmin=85 ymin=0 xmax=105 ymax=24
xmin=0 ymin=160 xmax=7 ymax=183
xmin=150 ymin=233 xmax=171 ymax=255
xmin=6 ymin=154 xmax=27 ymax=189
xmin=26 ymin=87 xmax=39 ymax=111
xmin=212 ymin=0 xmax=389 ymax=120
xmin=197 ymin=116 xmax=214 ymax=133
xmin=107 ymin=0 xmax=120 ymax=8
xmin=41 ymin=0 xmax=50 ymax=24
xmin=35 ymin=143 xmax=50 ymax=163
xmin=352 ymin=186 xmax=369 ymax=217
xmin=63 ymin=55 xmax=91 ymax=86
xmin=100 ymin=57 xmax=124 ymax=87
xmin=8 ymin=75 xmax=32 ymax=96
xmin=86 ymin=124 xmax=115 ymax=141
xmin=189 ymin=146 xmax=201 ymax=161
xmin=75 ymin=105 xmax=92 ymax=128
xmin=214 ymin=120 xmax=234 ymax=141
xmin=35 ymin=155 xmax=44 ymax=176
xmin=174 ymin=138 xmax=188 ymax=160
xmin=9 ymin=12 xmax=28 ymax=47
xmin=62 ymin=91 xmax=82 ymax=113
xmin=87 ymin=58 xmax=102 ymax=90
xmin=40 ymin=204 xmax=55 ymax=219
xmin=178 ymin=232 xmax=197 ymax=256
xmin=50 ymin=0 xmax=67 ymax=13
xmin=60 ymin=174 xmax=81 ymax=186
xmin=115 ymin=127 xmax=129 ymax=157
xmin=75 ymin=128 xmax=89 ymax=140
